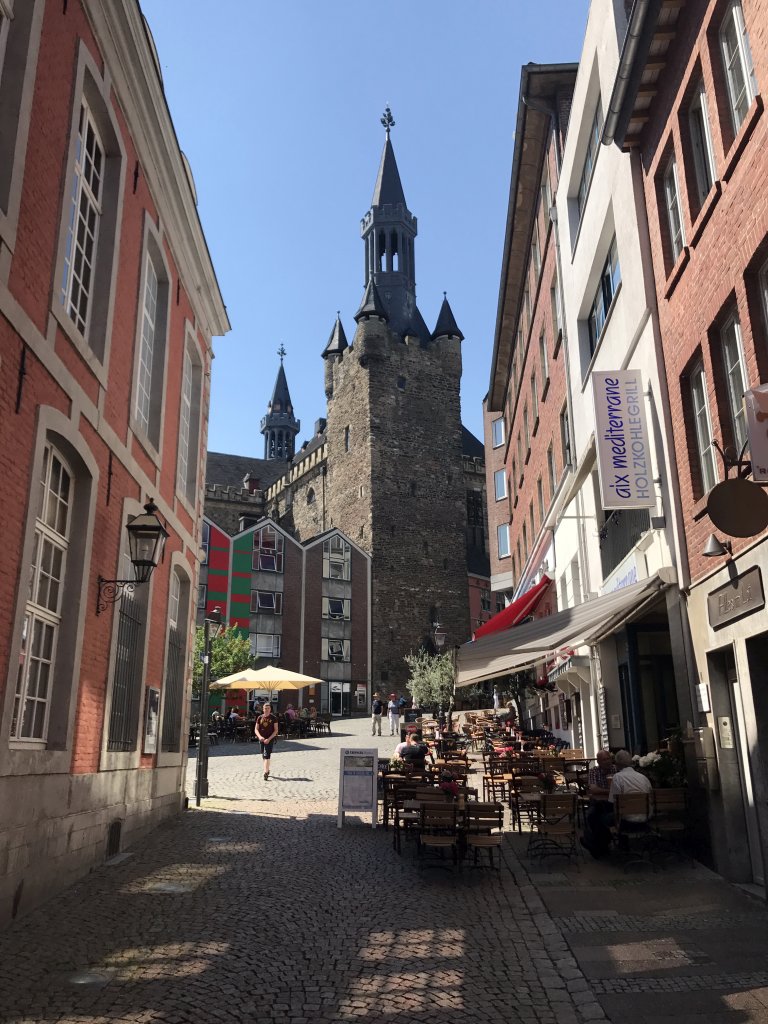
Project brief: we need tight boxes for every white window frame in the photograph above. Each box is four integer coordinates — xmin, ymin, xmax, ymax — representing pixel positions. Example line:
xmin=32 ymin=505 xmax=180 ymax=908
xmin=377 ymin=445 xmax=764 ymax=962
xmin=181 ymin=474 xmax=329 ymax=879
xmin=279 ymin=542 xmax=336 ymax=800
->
xmin=688 ymin=79 xmax=717 ymax=205
xmin=253 ymin=525 xmax=284 ymax=573
xmin=251 ymin=632 xmax=281 ymax=659
xmin=322 ymin=597 xmax=351 ymax=620
xmin=547 ymin=444 xmax=556 ymax=497
xmin=720 ymin=0 xmax=758 ymax=134
xmin=197 ymin=583 xmax=207 ymax=610
xmin=135 ymin=252 xmax=159 ymax=438
xmin=587 ymin=238 xmax=621 ymax=354
xmin=60 ymin=101 xmax=104 ymax=338
xmin=494 ymin=469 xmax=507 ymax=501
xmin=176 ymin=334 xmax=203 ymax=506
xmin=721 ymin=313 xmax=748 ymax=449
xmin=12 ymin=445 xmax=73 ymax=743
xmin=251 ymin=590 xmax=283 ymax=615
xmin=759 ymin=258 xmax=768 ymax=336
xmin=323 ymin=535 xmax=351 ymax=580
xmin=531 ymin=371 xmax=539 ymax=423
xmin=663 ymin=156 xmax=686 ymax=263
xmin=322 ymin=638 xmax=350 ymax=663
xmin=576 ymin=102 xmax=603 ymax=221
xmin=690 ymin=363 xmax=718 ymax=493
xmin=539 ymin=332 xmax=549 ymax=385
xmin=491 ymin=417 xmax=505 ymax=449
xmin=497 ymin=523 xmax=510 ymax=559
xmin=201 ymin=520 xmax=210 ymax=565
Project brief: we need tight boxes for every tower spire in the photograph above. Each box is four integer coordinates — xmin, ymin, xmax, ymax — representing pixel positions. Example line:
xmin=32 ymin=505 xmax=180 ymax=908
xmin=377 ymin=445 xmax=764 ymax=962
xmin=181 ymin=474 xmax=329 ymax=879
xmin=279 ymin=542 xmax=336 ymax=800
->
xmin=260 ymin=353 xmax=300 ymax=461
xmin=361 ymin=110 xmax=421 ymax=339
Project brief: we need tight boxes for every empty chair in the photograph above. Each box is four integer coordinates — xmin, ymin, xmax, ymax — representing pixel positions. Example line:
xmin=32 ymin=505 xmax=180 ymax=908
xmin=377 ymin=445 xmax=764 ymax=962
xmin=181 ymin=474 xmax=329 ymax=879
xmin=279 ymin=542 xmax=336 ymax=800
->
xmin=417 ymin=803 xmax=459 ymax=870
xmin=527 ymin=792 xmax=579 ymax=863
xmin=464 ymin=802 xmax=505 ymax=870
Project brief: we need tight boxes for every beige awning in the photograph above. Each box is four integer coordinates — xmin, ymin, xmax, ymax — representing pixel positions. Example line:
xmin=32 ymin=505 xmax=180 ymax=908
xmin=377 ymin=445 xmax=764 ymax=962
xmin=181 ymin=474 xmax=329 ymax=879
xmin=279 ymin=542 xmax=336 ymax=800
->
xmin=456 ymin=572 xmax=672 ymax=688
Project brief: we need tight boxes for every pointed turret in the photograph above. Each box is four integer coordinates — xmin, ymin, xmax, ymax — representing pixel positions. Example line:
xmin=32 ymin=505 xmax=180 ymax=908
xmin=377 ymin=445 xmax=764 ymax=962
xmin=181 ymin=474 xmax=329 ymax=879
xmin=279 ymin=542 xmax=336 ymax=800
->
xmin=431 ymin=293 xmax=465 ymax=342
xmin=322 ymin=314 xmax=349 ymax=358
xmin=371 ymin=135 xmax=407 ymax=208
xmin=260 ymin=347 xmax=300 ymax=460
xmin=354 ymin=278 xmax=389 ymax=323
xmin=359 ymin=107 xmax=418 ymax=338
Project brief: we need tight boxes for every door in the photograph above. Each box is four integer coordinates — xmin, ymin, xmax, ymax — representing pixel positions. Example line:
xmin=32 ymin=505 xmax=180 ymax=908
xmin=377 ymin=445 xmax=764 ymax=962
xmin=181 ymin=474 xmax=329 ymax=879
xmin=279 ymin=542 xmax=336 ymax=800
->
xmin=341 ymin=682 xmax=352 ymax=717
xmin=330 ymin=682 xmax=343 ymax=717
xmin=728 ymin=663 xmax=765 ymax=886
xmin=708 ymin=647 xmax=763 ymax=884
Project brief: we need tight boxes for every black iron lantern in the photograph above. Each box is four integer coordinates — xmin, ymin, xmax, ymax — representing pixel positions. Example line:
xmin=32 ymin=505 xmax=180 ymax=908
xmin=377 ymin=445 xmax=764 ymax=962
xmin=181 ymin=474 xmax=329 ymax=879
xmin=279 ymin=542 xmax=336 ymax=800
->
xmin=97 ymin=498 xmax=170 ymax=614
xmin=126 ymin=499 xmax=169 ymax=582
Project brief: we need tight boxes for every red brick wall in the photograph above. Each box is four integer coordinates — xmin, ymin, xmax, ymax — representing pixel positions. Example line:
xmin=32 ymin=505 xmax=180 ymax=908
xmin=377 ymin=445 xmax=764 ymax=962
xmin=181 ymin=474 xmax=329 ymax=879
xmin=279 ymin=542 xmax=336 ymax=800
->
xmin=637 ymin=0 xmax=768 ymax=582
xmin=486 ymin=139 xmax=570 ymax=590
xmin=0 ymin=0 xmax=211 ymax=771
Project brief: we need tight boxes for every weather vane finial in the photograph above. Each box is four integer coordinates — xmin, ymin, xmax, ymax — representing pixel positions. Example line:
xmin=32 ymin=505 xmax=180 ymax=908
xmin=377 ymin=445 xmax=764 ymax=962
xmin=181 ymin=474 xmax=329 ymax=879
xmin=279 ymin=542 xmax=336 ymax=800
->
xmin=277 ymin=343 xmax=286 ymax=364
xmin=381 ymin=106 xmax=395 ymax=137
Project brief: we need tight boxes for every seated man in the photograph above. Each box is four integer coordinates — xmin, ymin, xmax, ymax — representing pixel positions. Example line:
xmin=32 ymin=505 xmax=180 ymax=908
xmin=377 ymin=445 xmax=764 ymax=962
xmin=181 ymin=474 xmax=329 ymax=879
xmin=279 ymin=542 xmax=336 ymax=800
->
xmin=610 ymin=749 xmax=653 ymax=841
xmin=581 ymin=749 xmax=614 ymax=858
xmin=582 ymin=749 xmax=651 ymax=858
xmin=400 ymin=731 xmax=428 ymax=772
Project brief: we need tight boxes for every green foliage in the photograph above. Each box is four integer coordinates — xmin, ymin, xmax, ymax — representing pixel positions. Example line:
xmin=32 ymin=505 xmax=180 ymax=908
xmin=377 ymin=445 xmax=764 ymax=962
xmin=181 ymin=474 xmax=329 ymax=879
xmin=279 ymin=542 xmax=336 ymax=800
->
xmin=192 ymin=625 xmax=253 ymax=697
xmin=500 ymin=669 xmax=540 ymax=723
xmin=404 ymin=648 xmax=455 ymax=711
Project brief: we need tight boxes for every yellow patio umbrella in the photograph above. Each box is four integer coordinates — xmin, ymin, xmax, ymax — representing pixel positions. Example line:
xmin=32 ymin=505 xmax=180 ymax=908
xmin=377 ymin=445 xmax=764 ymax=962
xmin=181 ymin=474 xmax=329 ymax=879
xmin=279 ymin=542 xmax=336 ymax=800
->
xmin=209 ymin=666 xmax=323 ymax=691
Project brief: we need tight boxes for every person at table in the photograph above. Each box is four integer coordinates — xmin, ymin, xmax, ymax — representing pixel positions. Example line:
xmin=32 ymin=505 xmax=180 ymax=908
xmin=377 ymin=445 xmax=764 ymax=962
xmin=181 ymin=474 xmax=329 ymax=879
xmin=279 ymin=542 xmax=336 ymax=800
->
xmin=285 ymin=704 xmax=297 ymax=721
xmin=387 ymin=693 xmax=401 ymax=737
xmin=493 ymin=686 xmax=501 ymax=713
xmin=582 ymin=749 xmax=650 ymax=858
xmin=401 ymin=731 xmax=428 ymax=772
xmin=581 ymin=749 xmax=614 ymax=857
xmin=255 ymin=703 xmax=279 ymax=782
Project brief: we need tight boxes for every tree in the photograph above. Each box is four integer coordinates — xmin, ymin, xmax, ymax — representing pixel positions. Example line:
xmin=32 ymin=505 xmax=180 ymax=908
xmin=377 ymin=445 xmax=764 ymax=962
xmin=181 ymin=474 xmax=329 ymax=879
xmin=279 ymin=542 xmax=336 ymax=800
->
xmin=501 ymin=668 xmax=542 ymax=724
xmin=404 ymin=648 xmax=455 ymax=712
xmin=191 ymin=625 xmax=253 ymax=698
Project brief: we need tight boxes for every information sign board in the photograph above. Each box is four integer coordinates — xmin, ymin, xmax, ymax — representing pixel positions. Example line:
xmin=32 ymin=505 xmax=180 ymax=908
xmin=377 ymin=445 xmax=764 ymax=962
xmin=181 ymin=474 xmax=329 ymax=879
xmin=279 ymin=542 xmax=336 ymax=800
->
xmin=337 ymin=748 xmax=378 ymax=829
xmin=593 ymin=370 xmax=655 ymax=509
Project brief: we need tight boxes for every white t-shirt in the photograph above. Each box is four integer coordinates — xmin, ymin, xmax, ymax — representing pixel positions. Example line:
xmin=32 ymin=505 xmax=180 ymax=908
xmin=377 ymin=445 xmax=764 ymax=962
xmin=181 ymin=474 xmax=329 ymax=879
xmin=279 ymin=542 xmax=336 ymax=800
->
xmin=609 ymin=766 xmax=652 ymax=821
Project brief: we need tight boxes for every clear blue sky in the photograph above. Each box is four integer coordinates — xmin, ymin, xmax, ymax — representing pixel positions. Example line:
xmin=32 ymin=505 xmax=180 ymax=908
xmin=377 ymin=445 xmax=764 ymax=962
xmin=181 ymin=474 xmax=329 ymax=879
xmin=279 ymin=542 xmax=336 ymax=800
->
xmin=141 ymin=1 xmax=590 ymax=454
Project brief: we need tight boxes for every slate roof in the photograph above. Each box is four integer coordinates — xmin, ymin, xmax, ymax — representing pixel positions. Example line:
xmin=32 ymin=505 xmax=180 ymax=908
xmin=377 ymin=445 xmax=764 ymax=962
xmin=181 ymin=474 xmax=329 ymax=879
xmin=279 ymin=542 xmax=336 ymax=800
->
xmin=432 ymin=295 xmax=464 ymax=341
xmin=371 ymin=136 xmax=407 ymax=208
xmin=322 ymin=316 xmax=349 ymax=358
xmin=205 ymin=452 xmax=289 ymax=490
xmin=462 ymin=426 xmax=484 ymax=460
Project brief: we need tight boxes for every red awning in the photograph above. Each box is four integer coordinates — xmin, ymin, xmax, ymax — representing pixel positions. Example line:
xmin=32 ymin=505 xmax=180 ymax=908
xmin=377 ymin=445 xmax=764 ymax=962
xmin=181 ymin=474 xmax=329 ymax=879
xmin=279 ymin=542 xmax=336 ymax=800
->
xmin=473 ymin=575 xmax=552 ymax=640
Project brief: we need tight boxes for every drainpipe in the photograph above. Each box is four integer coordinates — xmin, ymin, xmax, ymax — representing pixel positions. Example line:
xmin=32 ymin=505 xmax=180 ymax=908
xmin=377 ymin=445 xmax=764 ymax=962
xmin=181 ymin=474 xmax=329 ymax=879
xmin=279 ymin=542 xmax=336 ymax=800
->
xmin=602 ymin=0 xmax=655 ymax=147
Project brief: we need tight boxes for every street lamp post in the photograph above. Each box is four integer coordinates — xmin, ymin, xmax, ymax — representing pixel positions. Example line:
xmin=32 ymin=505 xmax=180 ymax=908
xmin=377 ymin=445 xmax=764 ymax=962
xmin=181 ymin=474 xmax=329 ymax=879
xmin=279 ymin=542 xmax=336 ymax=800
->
xmin=195 ymin=607 xmax=223 ymax=806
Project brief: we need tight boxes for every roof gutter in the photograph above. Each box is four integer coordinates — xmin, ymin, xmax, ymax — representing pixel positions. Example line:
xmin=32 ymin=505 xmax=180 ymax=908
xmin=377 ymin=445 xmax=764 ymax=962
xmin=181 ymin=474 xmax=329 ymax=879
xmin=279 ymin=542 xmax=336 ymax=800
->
xmin=602 ymin=0 xmax=655 ymax=147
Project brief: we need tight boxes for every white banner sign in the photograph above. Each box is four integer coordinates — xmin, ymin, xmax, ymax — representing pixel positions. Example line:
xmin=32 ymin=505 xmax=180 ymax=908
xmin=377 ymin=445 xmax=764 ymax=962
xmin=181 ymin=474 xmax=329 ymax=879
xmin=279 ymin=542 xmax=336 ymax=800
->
xmin=593 ymin=370 xmax=654 ymax=509
xmin=745 ymin=385 xmax=768 ymax=482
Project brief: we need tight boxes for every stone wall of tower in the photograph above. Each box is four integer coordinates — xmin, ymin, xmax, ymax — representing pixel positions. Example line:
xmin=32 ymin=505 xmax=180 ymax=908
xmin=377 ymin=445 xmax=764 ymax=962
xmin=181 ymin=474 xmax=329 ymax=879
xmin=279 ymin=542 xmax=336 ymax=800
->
xmin=325 ymin=318 xmax=469 ymax=691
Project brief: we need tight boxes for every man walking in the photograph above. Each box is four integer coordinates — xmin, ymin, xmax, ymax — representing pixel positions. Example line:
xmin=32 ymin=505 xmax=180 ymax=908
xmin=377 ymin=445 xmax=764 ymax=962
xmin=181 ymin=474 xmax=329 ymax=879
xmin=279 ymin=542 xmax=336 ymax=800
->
xmin=387 ymin=693 xmax=401 ymax=737
xmin=371 ymin=692 xmax=384 ymax=736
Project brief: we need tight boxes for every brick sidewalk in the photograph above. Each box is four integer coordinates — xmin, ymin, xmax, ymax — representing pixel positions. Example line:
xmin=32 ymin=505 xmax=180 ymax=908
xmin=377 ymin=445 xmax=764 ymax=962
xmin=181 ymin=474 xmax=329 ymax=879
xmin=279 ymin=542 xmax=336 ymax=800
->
xmin=1 ymin=718 xmax=766 ymax=1023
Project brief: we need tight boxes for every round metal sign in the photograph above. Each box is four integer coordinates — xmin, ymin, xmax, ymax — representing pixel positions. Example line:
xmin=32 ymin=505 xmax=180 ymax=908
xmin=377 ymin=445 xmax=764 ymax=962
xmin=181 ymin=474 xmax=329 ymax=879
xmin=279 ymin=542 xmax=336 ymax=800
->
xmin=707 ymin=478 xmax=768 ymax=538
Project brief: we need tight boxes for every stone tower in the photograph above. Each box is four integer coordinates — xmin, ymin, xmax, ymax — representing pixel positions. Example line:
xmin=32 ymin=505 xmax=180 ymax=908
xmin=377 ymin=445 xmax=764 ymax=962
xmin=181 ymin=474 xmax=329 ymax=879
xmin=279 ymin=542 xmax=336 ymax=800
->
xmin=323 ymin=111 xmax=469 ymax=689
xmin=260 ymin=347 xmax=300 ymax=460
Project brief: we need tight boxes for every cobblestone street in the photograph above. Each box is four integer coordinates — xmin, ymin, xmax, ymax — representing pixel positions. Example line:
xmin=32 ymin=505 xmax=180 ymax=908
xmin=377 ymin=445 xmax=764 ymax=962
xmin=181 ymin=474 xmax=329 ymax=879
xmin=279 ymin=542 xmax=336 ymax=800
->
xmin=1 ymin=718 xmax=768 ymax=1023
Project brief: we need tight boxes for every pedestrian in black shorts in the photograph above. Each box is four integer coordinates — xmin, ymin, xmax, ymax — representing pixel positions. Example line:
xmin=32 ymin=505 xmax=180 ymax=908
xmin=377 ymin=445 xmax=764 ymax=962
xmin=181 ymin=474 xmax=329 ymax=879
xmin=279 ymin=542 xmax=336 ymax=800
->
xmin=255 ymin=703 xmax=279 ymax=781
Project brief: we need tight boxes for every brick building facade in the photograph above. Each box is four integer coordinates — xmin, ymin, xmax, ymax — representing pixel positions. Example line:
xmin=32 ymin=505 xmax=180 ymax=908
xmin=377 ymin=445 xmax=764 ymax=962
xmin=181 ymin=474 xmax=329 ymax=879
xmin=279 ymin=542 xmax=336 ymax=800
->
xmin=0 ymin=1 xmax=228 ymax=925
xmin=608 ymin=0 xmax=768 ymax=885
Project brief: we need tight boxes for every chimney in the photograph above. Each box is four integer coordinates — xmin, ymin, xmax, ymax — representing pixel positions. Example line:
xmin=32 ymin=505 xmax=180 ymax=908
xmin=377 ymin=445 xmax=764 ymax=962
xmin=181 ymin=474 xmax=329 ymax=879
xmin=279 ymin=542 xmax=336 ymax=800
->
xmin=315 ymin=418 xmax=327 ymax=435
xmin=243 ymin=473 xmax=260 ymax=494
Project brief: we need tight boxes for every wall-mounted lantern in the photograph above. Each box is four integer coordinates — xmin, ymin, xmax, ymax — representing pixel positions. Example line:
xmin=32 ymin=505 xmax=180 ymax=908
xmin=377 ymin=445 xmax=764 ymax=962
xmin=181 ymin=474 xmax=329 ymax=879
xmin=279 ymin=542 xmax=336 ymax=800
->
xmin=97 ymin=498 xmax=169 ymax=614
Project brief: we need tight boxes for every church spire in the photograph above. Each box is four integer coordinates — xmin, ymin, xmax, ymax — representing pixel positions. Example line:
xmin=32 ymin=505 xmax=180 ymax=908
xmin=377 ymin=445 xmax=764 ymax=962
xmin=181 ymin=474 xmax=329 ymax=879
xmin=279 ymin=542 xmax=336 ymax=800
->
xmin=260 ymin=348 xmax=300 ymax=461
xmin=360 ymin=108 xmax=420 ymax=340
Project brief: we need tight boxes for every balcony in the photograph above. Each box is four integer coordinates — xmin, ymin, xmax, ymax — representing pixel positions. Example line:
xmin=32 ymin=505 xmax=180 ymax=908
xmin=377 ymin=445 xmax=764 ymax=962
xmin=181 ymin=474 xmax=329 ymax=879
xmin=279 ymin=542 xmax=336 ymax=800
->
xmin=599 ymin=507 xmax=651 ymax=580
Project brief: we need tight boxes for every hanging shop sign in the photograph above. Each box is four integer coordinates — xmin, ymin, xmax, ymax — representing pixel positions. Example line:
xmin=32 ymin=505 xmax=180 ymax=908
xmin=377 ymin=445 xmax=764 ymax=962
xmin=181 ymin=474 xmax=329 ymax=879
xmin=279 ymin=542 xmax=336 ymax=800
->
xmin=592 ymin=370 xmax=655 ymax=510
xmin=707 ymin=566 xmax=765 ymax=630
xmin=745 ymin=385 xmax=768 ymax=482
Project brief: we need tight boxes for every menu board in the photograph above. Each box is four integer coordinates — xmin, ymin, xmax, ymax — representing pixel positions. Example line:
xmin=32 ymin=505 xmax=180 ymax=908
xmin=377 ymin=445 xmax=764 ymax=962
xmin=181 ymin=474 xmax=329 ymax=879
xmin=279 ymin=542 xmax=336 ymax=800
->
xmin=597 ymin=686 xmax=609 ymax=750
xmin=337 ymin=748 xmax=378 ymax=829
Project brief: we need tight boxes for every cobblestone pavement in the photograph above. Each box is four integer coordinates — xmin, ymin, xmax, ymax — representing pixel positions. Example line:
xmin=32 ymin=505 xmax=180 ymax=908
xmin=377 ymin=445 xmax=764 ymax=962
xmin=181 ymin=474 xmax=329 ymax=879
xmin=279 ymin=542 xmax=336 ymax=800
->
xmin=0 ymin=718 xmax=767 ymax=1023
